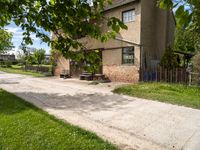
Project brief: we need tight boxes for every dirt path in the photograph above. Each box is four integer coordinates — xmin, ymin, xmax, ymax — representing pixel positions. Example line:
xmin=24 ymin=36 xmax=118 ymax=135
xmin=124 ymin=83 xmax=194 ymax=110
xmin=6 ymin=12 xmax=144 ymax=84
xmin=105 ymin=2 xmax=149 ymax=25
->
xmin=0 ymin=72 xmax=200 ymax=150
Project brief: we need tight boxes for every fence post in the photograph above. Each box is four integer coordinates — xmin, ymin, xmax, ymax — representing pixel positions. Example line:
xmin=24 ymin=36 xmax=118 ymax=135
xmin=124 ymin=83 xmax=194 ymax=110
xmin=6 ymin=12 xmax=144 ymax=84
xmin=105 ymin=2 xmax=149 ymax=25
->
xmin=188 ymin=72 xmax=192 ymax=86
xmin=160 ymin=67 xmax=162 ymax=82
xmin=176 ymin=68 xmax=179 ymax=83
xmin=155 ymin=68 xmax=158 ymax=82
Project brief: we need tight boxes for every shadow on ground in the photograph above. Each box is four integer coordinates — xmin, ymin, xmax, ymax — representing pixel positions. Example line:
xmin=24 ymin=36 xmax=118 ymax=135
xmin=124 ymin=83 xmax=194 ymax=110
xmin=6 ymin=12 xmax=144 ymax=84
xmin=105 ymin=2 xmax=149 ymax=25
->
xmin=14 ymin=92 xmax=134 ymax=113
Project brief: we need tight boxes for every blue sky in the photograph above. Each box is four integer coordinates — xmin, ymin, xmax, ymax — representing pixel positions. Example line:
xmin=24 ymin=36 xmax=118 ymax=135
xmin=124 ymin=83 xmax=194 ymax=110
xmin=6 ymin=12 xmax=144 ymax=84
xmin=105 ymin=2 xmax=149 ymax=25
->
xmin=5 ymin=22 xmax=51 ymax=55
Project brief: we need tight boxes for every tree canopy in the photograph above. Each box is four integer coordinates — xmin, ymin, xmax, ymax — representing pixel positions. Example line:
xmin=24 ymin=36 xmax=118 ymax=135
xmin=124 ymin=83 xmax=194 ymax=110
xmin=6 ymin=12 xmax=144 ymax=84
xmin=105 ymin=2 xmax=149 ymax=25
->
xmin=0 ymin=0 xmax=128 ymax=72
xmin=0 ymin=0 xmax=126 ymax=54
xmin=0 ymin=29 xmax=13 ymax=54
xmin=174 ymin=28 xmax=200 ymax=53
xmin=159 ymin=0 xmax=200 ymax=34
xmin=160 ymin=0 xmax=200 ymax=57
xmin=1 ymin=0 xmax=199 ymax=72
xmin=1 ymin=0 xmax=199 ymax=47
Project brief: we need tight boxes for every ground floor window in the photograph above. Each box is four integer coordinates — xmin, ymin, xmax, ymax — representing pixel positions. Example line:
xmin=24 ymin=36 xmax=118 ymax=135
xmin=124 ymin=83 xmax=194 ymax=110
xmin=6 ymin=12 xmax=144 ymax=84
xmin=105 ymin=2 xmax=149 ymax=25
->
xmin=122 ymin=47 xmax=134 ymax=65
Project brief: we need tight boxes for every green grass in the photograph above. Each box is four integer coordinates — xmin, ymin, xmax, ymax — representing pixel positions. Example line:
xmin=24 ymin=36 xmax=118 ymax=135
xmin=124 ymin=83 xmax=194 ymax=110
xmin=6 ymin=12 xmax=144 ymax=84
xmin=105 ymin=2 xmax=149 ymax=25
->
xmin=113 ymin=83 xmax=200 ymax=109
xmin=0 ymin=66 xmax=50 ymax=77
xmin=32 ymin=64 xmax=52 ymax=67
xmin=0 ymin=89 xmax=117 ymax=150
xmin=11 ymin=65 xmax=22 ymax=69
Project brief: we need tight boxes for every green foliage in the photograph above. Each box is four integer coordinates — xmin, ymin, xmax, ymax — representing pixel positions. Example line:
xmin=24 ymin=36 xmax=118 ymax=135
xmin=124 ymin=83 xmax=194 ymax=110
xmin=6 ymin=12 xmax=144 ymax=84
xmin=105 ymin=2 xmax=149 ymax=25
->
xmin=0 ymin=29 xmax=13 ymax=53
xmin=17 ymin=44 xmax=34 ymax=65
xmin=82 ymin=50 xmax=102 ymax=73
xmin=33 ymin=49 xmax=45 ymax=65
xmin=159 ymin=0 xmax=199 ymax=35
xmin=26 ymin=55 xmax=35 ymax=65
xmin=0 ymin=61 xmax=12 ymax=68
xmin=0 ymin=89 xmax=117 ymax=150
xmin=17 ymin=45 xmax=46 ymax=66
xmin=159 ymin=0 xmax=200 ymax=34
xmin=160 ymin=46 xmax=180 ymax=68
xmin=113 ymin=83 xmax=200 ymax=109
xmin=0 ymin=0 xmax=127 ymax=63
xmin=174 ymin=28 xmax=200 ymax=52
xmin=64 ymin=50 xmax=102 ymax=73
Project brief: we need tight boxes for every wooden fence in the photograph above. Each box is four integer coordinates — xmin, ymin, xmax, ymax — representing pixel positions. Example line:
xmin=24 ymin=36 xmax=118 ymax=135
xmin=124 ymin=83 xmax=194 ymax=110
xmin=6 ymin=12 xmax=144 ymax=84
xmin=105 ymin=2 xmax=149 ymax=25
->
xmin=24 ymin=65 xmax=52 ymax=73
xmin=190 ymin=72 xmax=200 ymax=86
xmin=141 ymin=67 xmax=189 ymax=84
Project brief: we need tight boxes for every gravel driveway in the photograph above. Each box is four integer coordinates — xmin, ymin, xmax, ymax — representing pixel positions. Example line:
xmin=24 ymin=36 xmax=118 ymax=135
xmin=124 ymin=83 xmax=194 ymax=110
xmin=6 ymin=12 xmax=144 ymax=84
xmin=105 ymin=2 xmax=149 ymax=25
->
xmin=0 ymin=71 xmax=200 ymax=150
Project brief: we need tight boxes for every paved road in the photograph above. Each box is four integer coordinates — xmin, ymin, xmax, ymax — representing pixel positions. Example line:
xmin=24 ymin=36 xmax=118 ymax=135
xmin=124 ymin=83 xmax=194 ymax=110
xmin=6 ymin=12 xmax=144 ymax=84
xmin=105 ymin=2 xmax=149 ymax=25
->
xmin=0 ymin=72 xmax=200 ymax=150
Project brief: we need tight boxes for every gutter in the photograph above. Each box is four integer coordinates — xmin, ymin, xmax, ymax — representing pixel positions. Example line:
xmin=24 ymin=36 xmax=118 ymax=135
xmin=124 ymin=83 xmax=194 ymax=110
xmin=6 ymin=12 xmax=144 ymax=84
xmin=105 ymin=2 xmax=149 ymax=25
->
xmin=115 ymin=37 xmax=141 ymax=47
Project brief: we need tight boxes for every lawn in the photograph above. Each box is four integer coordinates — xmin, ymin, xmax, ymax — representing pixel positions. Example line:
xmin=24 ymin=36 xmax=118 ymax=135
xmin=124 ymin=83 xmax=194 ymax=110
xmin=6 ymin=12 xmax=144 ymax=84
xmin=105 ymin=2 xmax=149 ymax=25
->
xmin=0 ymin=65 xmax=51 ymax=77
xmin=113 ymin=83 xmax=200 ymax=109
xmin=0 ymin=89 xmax=117 ymax=150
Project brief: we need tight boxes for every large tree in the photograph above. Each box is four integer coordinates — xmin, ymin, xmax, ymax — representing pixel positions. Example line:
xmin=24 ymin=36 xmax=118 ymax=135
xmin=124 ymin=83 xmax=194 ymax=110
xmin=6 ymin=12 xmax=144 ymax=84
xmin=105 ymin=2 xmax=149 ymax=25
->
xmin=0 ymin=29 xmax=13 ymax=54
xmin=0 ymin=0 xmax=126 ymax=60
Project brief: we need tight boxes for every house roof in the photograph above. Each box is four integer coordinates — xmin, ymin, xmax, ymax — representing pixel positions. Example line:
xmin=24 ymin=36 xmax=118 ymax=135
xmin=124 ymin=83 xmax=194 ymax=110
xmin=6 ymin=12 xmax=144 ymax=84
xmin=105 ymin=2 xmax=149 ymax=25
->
xmin=104 ymin=0 xmax=137 ymax=11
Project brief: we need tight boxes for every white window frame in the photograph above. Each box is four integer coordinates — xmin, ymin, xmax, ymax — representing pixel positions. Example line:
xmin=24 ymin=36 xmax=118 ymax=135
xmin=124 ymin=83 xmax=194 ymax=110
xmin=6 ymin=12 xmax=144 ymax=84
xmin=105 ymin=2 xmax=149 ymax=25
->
xmin=122 ymin=9 xmax=135 ymax=23
xmin=122 ymin=47 xmax=135 ymax=65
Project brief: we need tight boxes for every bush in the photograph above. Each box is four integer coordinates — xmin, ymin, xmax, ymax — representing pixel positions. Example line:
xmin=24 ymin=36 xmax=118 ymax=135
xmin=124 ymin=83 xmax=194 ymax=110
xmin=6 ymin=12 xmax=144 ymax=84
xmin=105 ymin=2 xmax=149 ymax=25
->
xmin=160 ymin=46 xmax=180 ymax=69
xmin=0 ymin=61 xmax=12 ymax=68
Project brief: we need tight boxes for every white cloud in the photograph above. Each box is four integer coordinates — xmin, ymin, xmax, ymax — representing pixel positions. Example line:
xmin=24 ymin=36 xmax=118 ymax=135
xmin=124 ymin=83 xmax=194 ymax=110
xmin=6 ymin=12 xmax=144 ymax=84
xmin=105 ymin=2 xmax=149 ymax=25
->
xmin=5 ymin=27 xmax=19 ymax=33
xmin=5 ymin=22 xmax=50 ymax=54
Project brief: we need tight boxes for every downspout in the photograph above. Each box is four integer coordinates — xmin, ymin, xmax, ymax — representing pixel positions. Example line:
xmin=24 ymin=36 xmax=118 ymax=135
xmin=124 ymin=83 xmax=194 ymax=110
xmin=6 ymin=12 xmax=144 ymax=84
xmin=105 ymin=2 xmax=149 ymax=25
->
xmin=139 ymin=0 xmax=143 ymax=81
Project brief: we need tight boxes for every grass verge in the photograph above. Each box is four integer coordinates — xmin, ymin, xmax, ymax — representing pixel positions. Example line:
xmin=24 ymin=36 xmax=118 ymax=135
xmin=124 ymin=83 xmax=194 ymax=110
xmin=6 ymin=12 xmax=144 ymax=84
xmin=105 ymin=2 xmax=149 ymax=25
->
xmin=0 ymin=89 xmax=117 ymax=150
xmin=113 ymin=83 xmax=200 ymax=109
xmin=0 ymin=66 xmax=50 ymax=77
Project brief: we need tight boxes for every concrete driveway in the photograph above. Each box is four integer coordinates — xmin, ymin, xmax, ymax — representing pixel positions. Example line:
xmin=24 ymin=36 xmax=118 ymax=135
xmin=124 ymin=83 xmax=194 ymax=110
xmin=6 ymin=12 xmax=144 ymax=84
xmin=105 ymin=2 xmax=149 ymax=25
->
xmin=0 ymin=71 xmax=200 ymax=150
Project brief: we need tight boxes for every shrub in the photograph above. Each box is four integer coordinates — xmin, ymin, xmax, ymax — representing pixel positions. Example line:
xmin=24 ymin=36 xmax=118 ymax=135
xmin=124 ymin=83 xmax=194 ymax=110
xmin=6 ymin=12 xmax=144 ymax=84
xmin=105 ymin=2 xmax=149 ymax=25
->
xmin=0 ymin=61 xmax=12 ymax=67
xmin=160 ymin=46 xmax=180 ymax=69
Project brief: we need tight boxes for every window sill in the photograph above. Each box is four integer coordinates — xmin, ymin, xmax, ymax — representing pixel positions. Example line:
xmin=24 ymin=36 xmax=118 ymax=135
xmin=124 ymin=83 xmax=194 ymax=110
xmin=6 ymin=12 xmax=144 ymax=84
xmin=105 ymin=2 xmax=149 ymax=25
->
xmin=123 ymin=20 xmax=135 ymax=24
xmin=121 ymin=64 xmax=135 ymax=66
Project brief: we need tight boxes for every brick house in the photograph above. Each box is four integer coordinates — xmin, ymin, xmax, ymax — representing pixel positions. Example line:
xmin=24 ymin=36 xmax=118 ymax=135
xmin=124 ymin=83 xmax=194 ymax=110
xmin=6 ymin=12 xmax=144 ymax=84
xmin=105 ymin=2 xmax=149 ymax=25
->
xmin=54 ymin=0 xmax=175 ymax=82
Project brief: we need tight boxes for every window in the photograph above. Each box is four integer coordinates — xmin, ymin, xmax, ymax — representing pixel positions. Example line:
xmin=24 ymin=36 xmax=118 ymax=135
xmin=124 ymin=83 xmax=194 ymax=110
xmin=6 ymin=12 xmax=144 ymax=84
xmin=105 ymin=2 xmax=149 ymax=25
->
xmin=122 ymin=47 xmax=134 ymax=64
xmin=122 ymin=9 xmax=135 ymax=23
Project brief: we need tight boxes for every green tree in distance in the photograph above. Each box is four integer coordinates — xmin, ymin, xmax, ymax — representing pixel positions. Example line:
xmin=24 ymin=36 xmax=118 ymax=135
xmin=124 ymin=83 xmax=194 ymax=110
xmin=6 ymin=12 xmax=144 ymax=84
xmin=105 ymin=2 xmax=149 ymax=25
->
xmin=0 ymin=29 xmax=13 ymax=54
xmin=33 ymin=49 xmax=45 ymax=66
xmin=18 ymin=44 xmax=35 ymax=66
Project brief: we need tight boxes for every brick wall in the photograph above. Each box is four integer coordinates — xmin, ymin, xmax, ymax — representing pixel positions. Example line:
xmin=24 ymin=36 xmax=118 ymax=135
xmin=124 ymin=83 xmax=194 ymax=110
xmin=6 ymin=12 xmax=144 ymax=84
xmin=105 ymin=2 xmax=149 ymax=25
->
xmin=54 ymin=56 xmax=70 ymax=76
xmin=103 ymin=65 xmax=139 ymax=82
xmin=54 ymin=67 xmax=63 ymax=76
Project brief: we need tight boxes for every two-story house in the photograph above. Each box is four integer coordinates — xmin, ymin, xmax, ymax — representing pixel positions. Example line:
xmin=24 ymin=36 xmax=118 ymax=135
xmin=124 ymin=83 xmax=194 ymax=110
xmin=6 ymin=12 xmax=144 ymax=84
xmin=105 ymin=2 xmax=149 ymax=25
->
xmin=54 ymin=0 xmax=175 ymax=82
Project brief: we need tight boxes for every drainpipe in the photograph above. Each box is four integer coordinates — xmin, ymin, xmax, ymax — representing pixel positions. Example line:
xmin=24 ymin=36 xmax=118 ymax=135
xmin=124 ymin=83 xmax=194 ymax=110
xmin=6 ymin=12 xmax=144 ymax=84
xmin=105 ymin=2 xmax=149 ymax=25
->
xmin=140 ymin=45 xmax=143 ymax=81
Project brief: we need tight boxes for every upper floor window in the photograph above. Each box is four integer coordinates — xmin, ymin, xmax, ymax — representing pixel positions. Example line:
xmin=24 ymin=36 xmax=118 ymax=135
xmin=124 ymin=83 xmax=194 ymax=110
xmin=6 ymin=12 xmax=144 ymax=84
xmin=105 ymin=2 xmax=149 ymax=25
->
xmin=122 ymin=47 xmax=134 ymax=65
xmin=122 ymin=9 xmax=135 ymax=23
